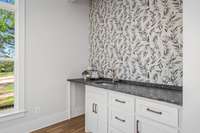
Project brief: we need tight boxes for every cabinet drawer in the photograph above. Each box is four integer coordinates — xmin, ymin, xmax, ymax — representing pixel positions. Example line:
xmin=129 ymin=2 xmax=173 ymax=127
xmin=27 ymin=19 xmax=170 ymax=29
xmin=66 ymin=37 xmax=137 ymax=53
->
xmin=109 ymin=92 xmax=134 ymax=113
xmin=136 ymin=99 xmax=179 ymax=127
xmin=109 ymin=108 xmax=134 ymax=133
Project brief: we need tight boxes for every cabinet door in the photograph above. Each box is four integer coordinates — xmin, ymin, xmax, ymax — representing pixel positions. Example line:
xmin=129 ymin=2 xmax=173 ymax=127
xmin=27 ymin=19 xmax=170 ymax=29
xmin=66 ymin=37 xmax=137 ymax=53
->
xmin=85 ymin=86 xmax=108 ymax=133
xmin=136 ymin=117 xmax=178 ymax=133
xmin=85 ymin=96 xmax=98 ymax=133
xmin=95 ymin=96 xmax=108 ymax=133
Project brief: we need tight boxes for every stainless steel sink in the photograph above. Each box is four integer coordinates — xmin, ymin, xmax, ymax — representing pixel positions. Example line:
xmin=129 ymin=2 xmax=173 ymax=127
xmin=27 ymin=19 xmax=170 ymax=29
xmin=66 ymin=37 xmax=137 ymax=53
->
xmin=93 ymin=80 xmax=116 ymax=86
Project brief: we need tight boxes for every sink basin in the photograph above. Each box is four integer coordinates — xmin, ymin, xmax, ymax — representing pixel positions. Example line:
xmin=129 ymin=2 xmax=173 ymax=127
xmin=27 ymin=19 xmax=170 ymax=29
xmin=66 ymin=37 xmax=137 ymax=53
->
xmin=93 ymin=80 xmax=116 ymax=86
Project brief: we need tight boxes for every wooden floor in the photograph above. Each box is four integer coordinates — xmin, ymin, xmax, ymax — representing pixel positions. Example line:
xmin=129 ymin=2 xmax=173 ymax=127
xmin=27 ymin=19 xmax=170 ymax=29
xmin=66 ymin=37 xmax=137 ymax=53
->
xmin=32 ymin=115 xmax=85 ymax=133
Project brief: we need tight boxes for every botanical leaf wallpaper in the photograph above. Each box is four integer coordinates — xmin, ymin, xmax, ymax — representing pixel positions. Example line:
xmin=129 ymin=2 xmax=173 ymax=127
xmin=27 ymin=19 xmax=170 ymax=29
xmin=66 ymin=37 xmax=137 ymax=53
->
xmin=89 ymin=0 xmax=183 ymax=86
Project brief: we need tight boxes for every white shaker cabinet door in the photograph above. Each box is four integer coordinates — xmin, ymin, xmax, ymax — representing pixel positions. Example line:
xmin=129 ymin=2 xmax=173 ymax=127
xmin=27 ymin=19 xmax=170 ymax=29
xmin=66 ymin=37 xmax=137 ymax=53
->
xmin=85 ymin=96 xmax=98 ymax=132
xmin=136 ymin=117 xmax=178 ymax=133
xmin=85 ymin=86 xmax=108 ymax=133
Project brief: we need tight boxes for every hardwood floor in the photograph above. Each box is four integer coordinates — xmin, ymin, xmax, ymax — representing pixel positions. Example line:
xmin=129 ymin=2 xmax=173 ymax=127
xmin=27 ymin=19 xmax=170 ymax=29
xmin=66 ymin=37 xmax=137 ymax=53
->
xmin=32 ymin=115 xmax=85 ymax=133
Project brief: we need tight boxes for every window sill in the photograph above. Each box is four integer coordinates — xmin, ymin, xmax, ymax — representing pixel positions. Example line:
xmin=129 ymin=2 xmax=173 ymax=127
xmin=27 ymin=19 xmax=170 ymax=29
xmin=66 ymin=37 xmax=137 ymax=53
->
xmin=0 ymin=110 xmax=27 ymax=122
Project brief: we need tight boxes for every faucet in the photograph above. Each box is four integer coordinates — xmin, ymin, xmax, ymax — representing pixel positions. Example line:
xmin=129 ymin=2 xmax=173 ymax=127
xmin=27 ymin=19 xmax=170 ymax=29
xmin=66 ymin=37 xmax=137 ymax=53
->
xmin=108 ymin=69 xmax=118 ymax=83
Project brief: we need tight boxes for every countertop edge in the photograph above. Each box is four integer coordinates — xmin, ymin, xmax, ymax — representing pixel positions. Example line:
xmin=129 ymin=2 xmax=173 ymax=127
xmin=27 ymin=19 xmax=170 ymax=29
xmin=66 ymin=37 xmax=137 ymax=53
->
xmin=67 ymin=78 xmax=183 ymax=91
xmin=67 ymin=78 xmax=183 ymax=106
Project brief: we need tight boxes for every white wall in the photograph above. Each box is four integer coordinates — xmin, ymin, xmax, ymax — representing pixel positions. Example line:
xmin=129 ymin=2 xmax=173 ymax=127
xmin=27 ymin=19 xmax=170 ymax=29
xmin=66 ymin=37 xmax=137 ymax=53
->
xmin=0 ymin=0 xmax=89 ymax=132
xmin=183 ymin=0 xmax=200 ymax=132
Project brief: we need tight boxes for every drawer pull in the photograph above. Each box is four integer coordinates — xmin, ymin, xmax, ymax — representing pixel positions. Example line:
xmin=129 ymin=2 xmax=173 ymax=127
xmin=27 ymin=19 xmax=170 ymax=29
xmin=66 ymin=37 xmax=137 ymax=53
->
xmin=92 ymin=103 xmax=98 ymax=114
xmin=136 ymin=120 xmax=139 ymax=133
xmin=115 ymin=99 xmax=126 ymax=104
xmin=92 ymin=103 xmax=95 ymax=113
xmin=115 ymin=116 xmax=126 ymax=123
xmin=94 ymin=103 xmax=98 ymax=114
xmin=147 ymin=108 xmax=162 ymax=115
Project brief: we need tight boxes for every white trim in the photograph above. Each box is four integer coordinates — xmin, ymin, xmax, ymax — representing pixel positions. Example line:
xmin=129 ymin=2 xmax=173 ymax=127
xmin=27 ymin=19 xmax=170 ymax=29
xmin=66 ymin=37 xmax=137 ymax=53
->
xmin=67 ymin=81 xmax=71 ymax=119
xmin=29 ymin=111 xmax=69 ymax=132
xmin=0 ymin=0 xmax=26 ymax=121
xmin=0 ymin=111 xmax=68 ymax=133
xmin=0 ymin=110 xmax=26 ymax=122
xmin=0 ymin=1 xmax=15 ymax=11
xmin=70 ymin=106 xmax=85 ymax=118
xmin=14 ymin=0 xmax=25 ymax=113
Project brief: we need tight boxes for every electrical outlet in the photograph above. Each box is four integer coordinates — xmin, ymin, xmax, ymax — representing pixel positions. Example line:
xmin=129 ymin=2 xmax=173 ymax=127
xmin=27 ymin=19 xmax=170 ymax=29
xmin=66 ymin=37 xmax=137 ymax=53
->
xmin=28 ymin=107 xmax=41 ymax=114
xmin=34 ymin=107 xmax=41 ymax=114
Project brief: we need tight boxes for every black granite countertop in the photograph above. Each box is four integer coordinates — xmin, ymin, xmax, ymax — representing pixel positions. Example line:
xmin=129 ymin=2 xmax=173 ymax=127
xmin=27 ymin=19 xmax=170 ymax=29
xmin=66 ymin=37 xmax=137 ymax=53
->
xmin=67 ymin=78 xmax=182 ymax=106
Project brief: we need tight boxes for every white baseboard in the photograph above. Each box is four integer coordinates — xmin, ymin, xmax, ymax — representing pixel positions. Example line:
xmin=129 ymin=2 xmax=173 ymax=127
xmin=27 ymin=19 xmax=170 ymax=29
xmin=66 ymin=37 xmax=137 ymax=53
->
xmin=29 ymin=111 xmax=69 ymax=132
xmin=70 ymin=106 xmax=85 ymax=119
xmin=1 ymin=111 xmax=68 ymax=133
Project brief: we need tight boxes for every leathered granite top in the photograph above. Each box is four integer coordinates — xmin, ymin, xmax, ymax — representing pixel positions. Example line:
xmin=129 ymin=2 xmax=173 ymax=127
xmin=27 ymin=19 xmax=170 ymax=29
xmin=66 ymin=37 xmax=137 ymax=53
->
xmin=67 ymin=78 xmax=182 ymax=106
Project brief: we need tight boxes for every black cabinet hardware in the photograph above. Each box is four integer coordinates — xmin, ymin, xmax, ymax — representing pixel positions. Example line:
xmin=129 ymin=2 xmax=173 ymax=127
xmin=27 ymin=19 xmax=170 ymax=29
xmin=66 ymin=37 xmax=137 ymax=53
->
xmin=92 ymin=103 xmax=95 ymax=113
xmin=115 ymin=99 xmax=126 ymax=104
xmin=94 ymin=104 xmax=98 ymax=114
xmin=115 ymin=116 xmax=126 ymax=122
xmin=147 ymin=108 xmax=162 ymax=115
xmin=136 ymin=120 xmax=139 ymax=133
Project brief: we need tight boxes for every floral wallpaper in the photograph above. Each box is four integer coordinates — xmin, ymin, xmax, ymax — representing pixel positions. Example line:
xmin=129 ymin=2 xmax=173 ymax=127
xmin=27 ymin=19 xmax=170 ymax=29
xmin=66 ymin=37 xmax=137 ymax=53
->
xmin=89 ymin=0 xmax=183 ymax=86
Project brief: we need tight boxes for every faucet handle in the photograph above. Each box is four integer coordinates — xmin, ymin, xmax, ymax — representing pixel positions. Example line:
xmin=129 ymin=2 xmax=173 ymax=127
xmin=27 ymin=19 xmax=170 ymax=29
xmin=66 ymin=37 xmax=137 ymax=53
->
xmin=107 ymin=68 xmax=118 ymax=82
xmin=107 ymin=69 xmax=114 ymax=75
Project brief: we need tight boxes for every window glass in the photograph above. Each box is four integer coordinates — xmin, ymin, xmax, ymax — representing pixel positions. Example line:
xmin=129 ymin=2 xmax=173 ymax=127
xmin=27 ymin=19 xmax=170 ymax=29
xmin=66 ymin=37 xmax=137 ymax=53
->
xmin=0 ymin=8 xmax=15 ymax=111
xmin=0 ymin=0 xmax=15 ymax=5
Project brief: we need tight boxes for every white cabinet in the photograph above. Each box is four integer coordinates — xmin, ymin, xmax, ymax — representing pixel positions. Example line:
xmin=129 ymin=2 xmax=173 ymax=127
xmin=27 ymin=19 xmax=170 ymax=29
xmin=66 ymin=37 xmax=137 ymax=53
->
xmin=108 ymin=92 xmax=135 ymax=133
xmin=136 ymin=117 xmax=178 ymax=133
xmin=85 ymin=85 xmax=182 ymax=133
xmin=85 ymin=86 xmax=108 ymax=133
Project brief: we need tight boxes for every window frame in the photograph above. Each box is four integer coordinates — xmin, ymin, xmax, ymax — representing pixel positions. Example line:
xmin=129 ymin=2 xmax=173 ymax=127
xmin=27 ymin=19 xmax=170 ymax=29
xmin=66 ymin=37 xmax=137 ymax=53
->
xmin=0 ymin=0 xmax=25 ymax=121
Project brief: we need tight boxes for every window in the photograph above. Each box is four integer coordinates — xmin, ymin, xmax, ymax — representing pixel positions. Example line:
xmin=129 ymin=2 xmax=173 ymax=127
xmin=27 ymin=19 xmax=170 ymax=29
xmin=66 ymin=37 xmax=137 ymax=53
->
xmin=0 ymin=0 xmax=25 ymax=120
xmin=0 ymin=0 xmax=15 ymax=4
